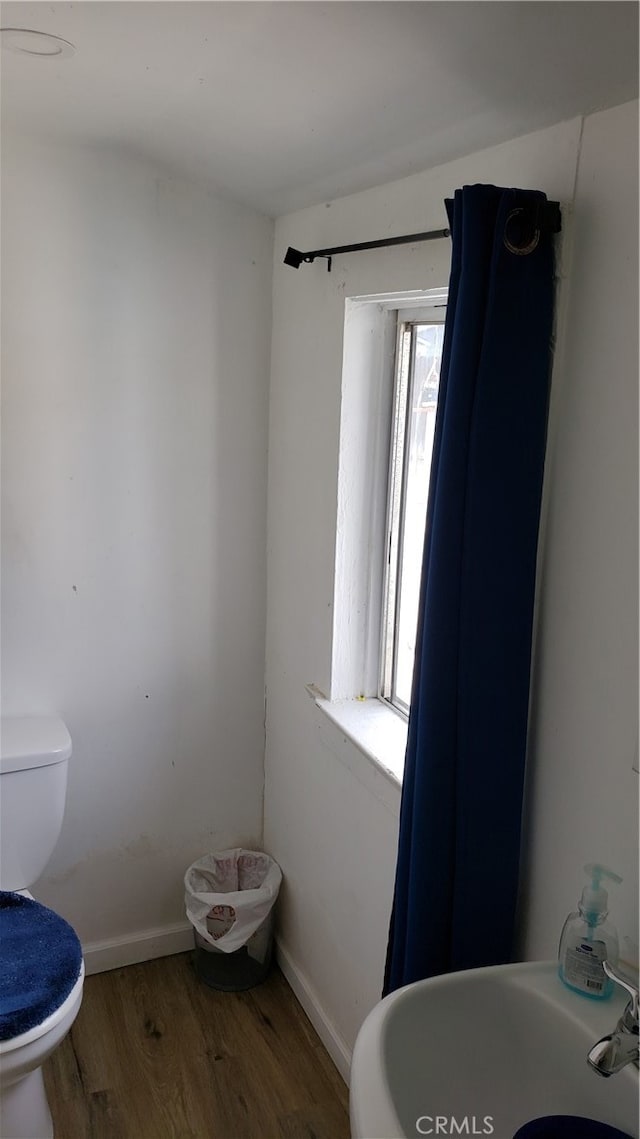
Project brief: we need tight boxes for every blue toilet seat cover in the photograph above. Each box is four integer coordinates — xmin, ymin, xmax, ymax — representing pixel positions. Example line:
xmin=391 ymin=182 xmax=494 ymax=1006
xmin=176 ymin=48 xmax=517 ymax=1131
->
xmin=0 ymin=891 xmax=82 ymax=1040
xmin=514 ymin=1118 xmax=633 ymax=1138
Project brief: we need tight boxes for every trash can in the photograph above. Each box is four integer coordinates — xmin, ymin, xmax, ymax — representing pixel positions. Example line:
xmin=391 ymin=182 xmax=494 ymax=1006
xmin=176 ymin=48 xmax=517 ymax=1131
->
xmin=184 ymin=848 xmax=282 ymax=992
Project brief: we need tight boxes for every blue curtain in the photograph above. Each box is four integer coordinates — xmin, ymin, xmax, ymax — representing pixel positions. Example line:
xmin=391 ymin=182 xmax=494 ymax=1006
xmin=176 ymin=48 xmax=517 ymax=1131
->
xmin=384 ymin=184 xmax=556 ymax=995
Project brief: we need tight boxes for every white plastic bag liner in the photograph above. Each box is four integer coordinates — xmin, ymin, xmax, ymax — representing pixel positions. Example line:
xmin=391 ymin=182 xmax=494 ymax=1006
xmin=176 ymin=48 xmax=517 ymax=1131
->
xmin=184 ymin=848 xmax=282 ymax=954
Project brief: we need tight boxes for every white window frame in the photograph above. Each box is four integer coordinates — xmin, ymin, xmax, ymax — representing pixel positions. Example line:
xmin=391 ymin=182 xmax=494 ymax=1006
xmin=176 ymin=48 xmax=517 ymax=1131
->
xmin=311 ymin=288 xmax=446 ymax=786
xmin=379 ymin=304 xmax=447 ymax=718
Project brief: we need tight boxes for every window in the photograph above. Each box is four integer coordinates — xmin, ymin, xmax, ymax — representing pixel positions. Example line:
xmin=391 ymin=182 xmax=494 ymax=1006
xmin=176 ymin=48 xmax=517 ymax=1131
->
xmin=380 ymin=307 xmax=446 ymax=716
xmin=321 ymin=289 xmax=447 ymax=783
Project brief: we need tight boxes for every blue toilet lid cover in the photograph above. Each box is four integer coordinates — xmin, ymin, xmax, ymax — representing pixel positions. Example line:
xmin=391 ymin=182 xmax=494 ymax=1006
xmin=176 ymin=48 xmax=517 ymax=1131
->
xmin=514 ymin=1118 xmax=634 ymax=1138
xmin=0 ymin=891 xmax=82 ymax=1040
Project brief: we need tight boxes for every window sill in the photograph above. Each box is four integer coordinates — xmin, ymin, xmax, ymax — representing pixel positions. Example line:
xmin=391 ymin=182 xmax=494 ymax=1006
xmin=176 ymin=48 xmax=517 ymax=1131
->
xmin=307 ymin=686 xmax=407 ymax=794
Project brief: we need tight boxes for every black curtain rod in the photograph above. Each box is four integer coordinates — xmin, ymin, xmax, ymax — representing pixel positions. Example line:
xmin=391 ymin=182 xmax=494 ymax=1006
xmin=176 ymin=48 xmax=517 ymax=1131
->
xmin=283 ymin=200 xmax=561 ymax=271
xmin=283 ymin=228 xmax=449 ymax=272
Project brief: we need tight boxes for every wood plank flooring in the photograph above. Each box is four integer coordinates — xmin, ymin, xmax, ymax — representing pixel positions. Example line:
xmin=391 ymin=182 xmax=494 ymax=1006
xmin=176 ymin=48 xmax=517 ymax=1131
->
xmin=43 ymin=952 xmax=350 ymax=1139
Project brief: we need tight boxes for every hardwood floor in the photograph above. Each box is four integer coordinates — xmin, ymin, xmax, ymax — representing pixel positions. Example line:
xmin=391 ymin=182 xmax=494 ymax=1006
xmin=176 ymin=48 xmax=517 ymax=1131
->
xmin=44 ymin=953 xmax=351 ymax=1139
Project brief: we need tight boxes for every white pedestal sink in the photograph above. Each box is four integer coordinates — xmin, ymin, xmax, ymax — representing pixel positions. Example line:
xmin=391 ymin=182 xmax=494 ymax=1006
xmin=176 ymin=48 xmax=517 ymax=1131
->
xmin=350 ymin=962 xmax=639 ymax=1139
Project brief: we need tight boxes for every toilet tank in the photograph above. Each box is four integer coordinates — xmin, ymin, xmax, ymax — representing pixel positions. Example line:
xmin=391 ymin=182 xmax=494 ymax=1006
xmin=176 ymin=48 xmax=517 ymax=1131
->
xmin=0 ymin=716 xmax=72 ymax=891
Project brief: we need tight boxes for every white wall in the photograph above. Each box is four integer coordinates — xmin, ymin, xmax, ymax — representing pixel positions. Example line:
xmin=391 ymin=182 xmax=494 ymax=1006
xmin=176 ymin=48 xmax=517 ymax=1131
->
xmin=264 ymin=104 xmax=638 ymax=1065
xmin=1 ymin=134 xmax=274 ymax=953
xmin=520 ymin=100 xmax=639 ymax=962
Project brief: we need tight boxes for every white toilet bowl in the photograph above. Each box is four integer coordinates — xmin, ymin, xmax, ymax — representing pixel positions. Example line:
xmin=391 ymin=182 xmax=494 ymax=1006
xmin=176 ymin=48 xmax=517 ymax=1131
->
xmin=0 ymin=717 xmax=84 ymax=1139
xmin=0 ymin=965 xmax=85 ymax=1139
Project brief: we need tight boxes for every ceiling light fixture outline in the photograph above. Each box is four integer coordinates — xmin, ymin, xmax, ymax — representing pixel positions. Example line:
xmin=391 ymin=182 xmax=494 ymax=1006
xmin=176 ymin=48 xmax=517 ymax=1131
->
xmin=0 ymin=27 xmax=76 ymax=58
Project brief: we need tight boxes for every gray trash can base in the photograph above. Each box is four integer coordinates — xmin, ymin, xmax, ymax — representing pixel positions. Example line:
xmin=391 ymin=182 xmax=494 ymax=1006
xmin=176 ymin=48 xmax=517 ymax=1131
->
xmin=193 ymin=938 xmax=274 ymax=992
xmin=192 ymin=909 xmax=275 ymax=992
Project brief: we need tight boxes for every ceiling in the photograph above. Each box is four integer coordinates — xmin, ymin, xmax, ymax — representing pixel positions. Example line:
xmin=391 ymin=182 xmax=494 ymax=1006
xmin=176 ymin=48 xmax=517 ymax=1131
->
xmin=1 ymin=2 xmax=638 ymax=217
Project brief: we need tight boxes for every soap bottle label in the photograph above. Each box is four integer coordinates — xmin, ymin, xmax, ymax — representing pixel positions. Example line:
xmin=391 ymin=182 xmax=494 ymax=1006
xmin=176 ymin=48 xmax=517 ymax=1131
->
xmin=564 ymin=939 xmax=607 ymax=994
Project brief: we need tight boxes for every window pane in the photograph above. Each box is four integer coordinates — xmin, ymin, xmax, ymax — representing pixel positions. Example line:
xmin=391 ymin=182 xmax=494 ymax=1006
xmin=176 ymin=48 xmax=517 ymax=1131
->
xmin=393 ymin=323 xmax=444 ymax=707
xmin=381 ymin=324 xmax=412 ymax=702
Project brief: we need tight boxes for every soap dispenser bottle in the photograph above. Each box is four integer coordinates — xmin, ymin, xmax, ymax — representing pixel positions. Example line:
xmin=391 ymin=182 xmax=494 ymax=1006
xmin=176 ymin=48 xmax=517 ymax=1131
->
xmin=558 ymin=864 xmax=622 ymax=999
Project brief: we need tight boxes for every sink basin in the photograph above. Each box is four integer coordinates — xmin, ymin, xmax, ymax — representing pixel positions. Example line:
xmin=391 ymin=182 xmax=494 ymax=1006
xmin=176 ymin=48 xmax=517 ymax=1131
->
xmin=350 ymin=962 xmax=639 ymax=1139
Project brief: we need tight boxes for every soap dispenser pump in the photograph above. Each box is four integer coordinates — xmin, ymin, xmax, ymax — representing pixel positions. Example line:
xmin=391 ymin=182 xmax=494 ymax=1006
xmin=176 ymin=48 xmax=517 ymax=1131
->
xmin=558 ymin=864 xmax=622 ymax=999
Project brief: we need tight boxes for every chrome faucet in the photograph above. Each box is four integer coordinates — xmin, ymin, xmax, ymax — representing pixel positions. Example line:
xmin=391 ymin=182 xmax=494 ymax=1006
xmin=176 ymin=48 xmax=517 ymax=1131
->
xmin=587 ymin=960 xmax=639 ymax=1077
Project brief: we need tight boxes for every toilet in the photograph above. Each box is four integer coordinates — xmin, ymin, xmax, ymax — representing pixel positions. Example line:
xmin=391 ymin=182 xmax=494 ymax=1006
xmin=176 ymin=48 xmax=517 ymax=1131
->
xmin=0 ymin=716 xmax=84 ymax=1139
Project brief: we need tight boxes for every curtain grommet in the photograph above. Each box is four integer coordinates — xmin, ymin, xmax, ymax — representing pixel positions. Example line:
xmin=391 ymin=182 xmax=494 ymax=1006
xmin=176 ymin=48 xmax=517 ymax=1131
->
xmin=503 ymin=208 xmax=540 ymax=256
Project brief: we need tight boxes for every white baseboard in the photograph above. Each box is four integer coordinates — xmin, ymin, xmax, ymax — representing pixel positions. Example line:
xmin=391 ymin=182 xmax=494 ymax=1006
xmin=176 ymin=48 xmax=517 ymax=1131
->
xmin=275 ymin=938 xmax=352 ymax=1086
xmin=82 ymin=921 xmax=194 ymax=975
